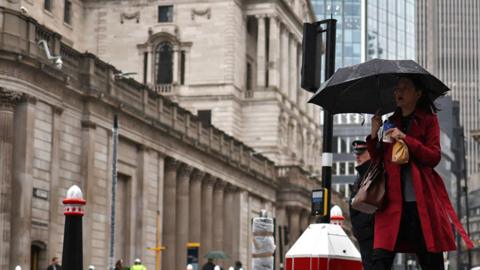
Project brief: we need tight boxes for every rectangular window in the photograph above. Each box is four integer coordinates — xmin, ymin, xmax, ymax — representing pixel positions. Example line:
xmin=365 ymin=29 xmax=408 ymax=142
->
xmin=246 ymin=62 xmax=253 ymax=90
xmin=44 ymin=0 xmax=52 ymax=11
xmin=158 ymin=5 xmax=173 ymax=23
xmin=340 ymin=162 xmax=346 ymax=175
xmin=348 ymin=162 xmax=355 ymax=175
xmin=180 ymin=51 xmax=186 ymax=85
xmin=64 ymin=0 xmax=72 ymax=24
xmin=198 ymin=110 xmax=212 ymax=126
xmin=332 ymin=136 xmax=338 ymax=153
xmin=332 ymin=162 xmax=338 ymax=175
xmin=143 ymin=52 xmax=148 ymax=84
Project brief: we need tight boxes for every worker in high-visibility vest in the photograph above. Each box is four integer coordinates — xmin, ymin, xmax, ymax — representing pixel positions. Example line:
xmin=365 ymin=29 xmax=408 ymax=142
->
xmin=131 ymin=258 xmax=147 ymax=270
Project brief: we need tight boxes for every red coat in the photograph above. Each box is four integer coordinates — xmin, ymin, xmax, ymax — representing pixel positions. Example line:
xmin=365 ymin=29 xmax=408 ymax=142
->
xmin=366 ymin=109 xmax=474 ymax=253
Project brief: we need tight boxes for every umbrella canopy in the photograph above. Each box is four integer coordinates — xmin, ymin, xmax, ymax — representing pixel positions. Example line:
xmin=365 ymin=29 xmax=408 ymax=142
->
xmin=308 ymin=59 xmax=450 ymax=114
xmin=204 ymin=251 xmax=229 ymax=260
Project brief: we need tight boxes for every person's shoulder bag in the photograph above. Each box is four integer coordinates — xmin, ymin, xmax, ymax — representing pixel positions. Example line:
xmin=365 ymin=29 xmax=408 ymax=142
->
xmin=351 ymin=138 xmax=386 ymax=214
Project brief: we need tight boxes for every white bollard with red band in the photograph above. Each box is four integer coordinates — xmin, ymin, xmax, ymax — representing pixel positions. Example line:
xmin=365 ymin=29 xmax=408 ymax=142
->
xmin=330 ymin=205 xmax=345 ymax=226
xmin=285 ymin=223 xmax=362 ymax=270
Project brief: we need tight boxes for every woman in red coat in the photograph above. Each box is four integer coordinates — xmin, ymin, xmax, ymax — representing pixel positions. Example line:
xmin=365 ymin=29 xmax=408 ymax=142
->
xmin=367 ymin=77 xmax=473 ymax=270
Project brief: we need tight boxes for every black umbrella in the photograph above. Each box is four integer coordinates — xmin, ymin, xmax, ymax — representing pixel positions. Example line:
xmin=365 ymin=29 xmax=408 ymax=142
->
xmin=308 ymin=59 xmax=450 ymax=114
xmin=204 ymin=250 xmax=229 ymax=260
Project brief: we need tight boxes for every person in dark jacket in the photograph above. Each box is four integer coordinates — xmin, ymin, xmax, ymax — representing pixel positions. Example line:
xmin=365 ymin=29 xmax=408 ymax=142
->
xmin=46 ymin=257 xmax=62 ymax=270
xmin=349 ymin=140 xmax=374 ymax=270
xmin=202 ymin=259 xmax=215 ymax=270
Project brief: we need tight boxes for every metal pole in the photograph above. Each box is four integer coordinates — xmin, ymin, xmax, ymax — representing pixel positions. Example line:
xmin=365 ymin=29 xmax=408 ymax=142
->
xmin=320 ymin=19 xmax=336 ymax=223
xmin=108 ymin=115 xmax=119 ymax=270
xmin=156 ymin=210 xmax=161 ymax=270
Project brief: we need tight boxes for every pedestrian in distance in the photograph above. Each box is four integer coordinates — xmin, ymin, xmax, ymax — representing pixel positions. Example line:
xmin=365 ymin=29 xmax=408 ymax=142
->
xmin=115 ymin=259 xmax=124 ymax=270
xmin=201 ymin=258 xmax=215 ymax=270
xmin=233 ymin=261 xmax=243 ymax=270
xmin=349 ymin=140 xmax=374 ymax=270
xmin=367 ymin=76 xmax=473 ymax=270
xmin=131 ymin=258 xmax=147 ymax=270
xmin=46 ymin=257 xmax=62 ymax=270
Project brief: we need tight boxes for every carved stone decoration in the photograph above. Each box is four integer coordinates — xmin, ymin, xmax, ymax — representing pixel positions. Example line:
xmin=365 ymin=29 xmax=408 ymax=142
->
xmin=178 ymin=163 xmax=194 ymax=179
xmin=120 ymin=11 xmax=140 ymax=24
xmin=0 ymin=88 xmax=23 ymax=111
xmin=191 ymin=8 xmax=211 ymax=21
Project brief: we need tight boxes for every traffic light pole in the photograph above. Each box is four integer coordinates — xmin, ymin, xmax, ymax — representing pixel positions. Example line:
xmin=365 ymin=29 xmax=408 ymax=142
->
xmin=319 ymin=19 xmax=336 ymax=223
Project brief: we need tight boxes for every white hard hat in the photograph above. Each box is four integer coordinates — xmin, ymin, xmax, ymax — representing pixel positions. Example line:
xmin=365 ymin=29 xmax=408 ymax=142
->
xmin=214 ymin=265 xmax=221 ymax=270
xmin=135 ymin=258 xmax=141 ymax=263
xmin=187 ymin=264 xmax=194 ymax=270
xmin=88 ymin=265 xmax=95 ymax=270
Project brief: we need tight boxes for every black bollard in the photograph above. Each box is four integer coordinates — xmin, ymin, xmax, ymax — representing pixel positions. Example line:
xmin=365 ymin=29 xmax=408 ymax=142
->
xmin=61 ymin=185 xmax=86 ymax=270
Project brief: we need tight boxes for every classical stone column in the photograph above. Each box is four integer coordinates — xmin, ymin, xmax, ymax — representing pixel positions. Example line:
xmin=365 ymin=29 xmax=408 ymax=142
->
xmin=189 ymin=170 xmax=205 ymax=244
xmin=173 ymin=46 xmax=180 ymax=85
xmin=256 ymin=15 xmax=267 ymax=88
xmin=156 ymin=153 xmax=166 ymax=268
xmin=48 ymin=106 xmax=63 ymax=264
xmin=281 ymin=26 xmax=290 ymax=95
xmin=268 ymin=15 xmax=281 ymax=89
xmin=176 ymin=163 xmax=193 ymax=269
xmin=200 ymin=175 xmax=215 ymax=265
xmin=11 ymin=94 xmax=36 ymax=269
xmin=223 ymin=184 xmax=237 ymax=266
xmin=288 ymin=207 xmax=301 ymax=244
xmin=162 ymin=158 xmax=180 ymax=270
xmin=289 ymin=35 xmax=297 ymax=100
xmin=296 ymin=42 xmax=303 ymax=106
xmin=213 ymin=180 xmax=226 ymax=250
xmin=0 ymin=89 xmax=22 ymax=269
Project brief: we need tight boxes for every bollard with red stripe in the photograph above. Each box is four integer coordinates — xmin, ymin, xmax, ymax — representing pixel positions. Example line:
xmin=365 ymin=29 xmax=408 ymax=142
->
xmin=61 ymin=185 xmax=86 ymax=270
xmin=285 ymin=223 xmax=363 ymax=270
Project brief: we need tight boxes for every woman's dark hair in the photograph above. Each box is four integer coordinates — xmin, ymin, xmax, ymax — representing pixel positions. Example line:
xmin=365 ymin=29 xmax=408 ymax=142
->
xmin=401 ymin=76 xmax=441 ymax=113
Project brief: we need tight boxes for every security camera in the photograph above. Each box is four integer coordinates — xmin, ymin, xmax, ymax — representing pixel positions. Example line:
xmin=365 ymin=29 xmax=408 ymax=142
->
xmin=54 ymin=57 xmax=63 ymax=70
xmin=20 ymin=6 xmax=29 ymax=15
xmin=38 ymin=40 xmax=63 ymax=70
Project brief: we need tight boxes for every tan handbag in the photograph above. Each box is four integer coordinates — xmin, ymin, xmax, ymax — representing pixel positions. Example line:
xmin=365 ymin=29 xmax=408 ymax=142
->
xmin=392 ymin=139 xmax=409 ymax=164
xmin=351 ymin=160 xmax=386 ymax=214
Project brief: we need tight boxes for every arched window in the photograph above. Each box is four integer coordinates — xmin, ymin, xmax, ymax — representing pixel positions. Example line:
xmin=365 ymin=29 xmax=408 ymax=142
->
xmin=155 ymin=42 xmax=173 ymax=84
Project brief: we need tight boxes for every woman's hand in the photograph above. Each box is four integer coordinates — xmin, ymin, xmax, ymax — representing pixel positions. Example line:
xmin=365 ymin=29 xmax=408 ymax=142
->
xmin=371 ymin=113 xmax=382 ymax=138
xmin=386 ymin=128 xmax=406 ymax=141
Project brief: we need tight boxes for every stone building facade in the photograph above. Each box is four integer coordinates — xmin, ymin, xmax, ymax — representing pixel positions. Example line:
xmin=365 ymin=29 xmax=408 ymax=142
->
xmin=2 ymin=0 xmax=324 ymax=171
xmin=0 ymin=4 xmax=349 ymax=270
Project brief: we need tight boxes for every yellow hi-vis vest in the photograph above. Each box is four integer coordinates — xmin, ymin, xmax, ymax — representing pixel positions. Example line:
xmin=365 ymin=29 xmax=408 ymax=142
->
xmin=131 ymin=264 xmax=147 ymax=270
